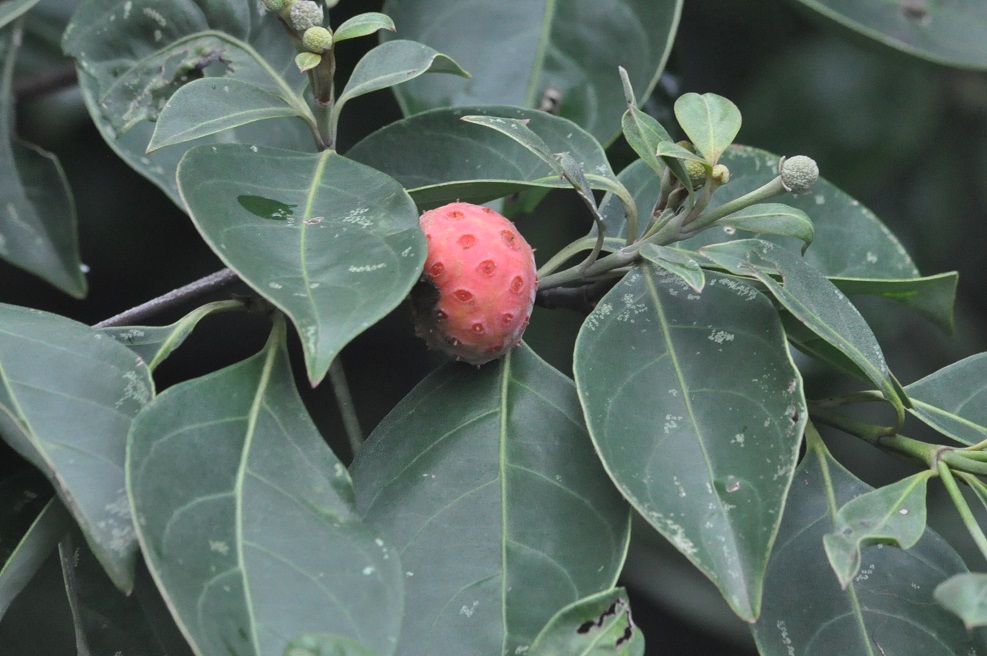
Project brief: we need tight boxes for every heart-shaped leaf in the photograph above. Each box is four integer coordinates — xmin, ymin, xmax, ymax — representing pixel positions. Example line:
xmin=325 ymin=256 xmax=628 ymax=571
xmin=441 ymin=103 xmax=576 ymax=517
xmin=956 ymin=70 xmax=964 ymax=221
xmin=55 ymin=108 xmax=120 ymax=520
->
xmin=0 ymin=26 xmax=85 ymax=297
xmin=574 ymin=265 xmax=806 ymax=621
xmin=753 ymin=433 xmax=984 ymax=655
xmin=177 ymin=144 xmax=425 ymax=385
xmin=350 ymin=343 xmax=631 ymax=655
xmin=381 ymin=0 xmax=682 ymax=144
xmin=791 ymin=0 xmax=987 ymax=70
xmin=0 ymin=303 xmax=153 ymax=592
xmin=905 ymin=353 xmax=987 ymax=445
xmin=823 ymin=471 xmax=934 ymax=588
xmin=127 ymin=321 xmax=402 ymax=656
xmin=527 ymin=588 xmax=644 ymax=656
xmin=348 ymin=105 xmax=618 ymax=208
xmin=673 ymin=93 xmax=741 ymax=164
xmin=64 ymin=0 xmax=314 ymax=206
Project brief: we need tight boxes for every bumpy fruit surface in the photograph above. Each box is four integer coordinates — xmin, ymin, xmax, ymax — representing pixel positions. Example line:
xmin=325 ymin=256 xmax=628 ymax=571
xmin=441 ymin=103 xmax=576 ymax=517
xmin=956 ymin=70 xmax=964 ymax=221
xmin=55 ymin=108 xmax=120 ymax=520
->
xmin=412 ymin=202 xmax=537 ymax=365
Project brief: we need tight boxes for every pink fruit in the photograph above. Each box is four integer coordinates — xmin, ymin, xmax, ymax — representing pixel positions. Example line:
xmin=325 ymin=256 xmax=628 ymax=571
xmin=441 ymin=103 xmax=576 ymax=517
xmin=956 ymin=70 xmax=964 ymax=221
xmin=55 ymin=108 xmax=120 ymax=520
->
xmin=411 ymin=202 xmax=537 ymax=365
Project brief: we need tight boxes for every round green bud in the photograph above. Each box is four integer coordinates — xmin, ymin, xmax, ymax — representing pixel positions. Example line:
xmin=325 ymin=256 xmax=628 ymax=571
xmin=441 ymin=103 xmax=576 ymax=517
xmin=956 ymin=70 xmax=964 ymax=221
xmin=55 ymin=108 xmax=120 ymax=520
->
xmin=676 ymin=140 xmax=696 ymax=153
xmin=289 ymin=0 xmax=323 ymax=32
xmin=711 ymin=163 xmax=730 ymax=185
xmin=302 ymin=26 xmax=333 ymax=53
xmin=262 ymin=0 xmax=288 ymax=12
xmin=780 ymin=155 xmax=819 ymax=194
xmin=683 ymin=159 xmax=707 ymax=187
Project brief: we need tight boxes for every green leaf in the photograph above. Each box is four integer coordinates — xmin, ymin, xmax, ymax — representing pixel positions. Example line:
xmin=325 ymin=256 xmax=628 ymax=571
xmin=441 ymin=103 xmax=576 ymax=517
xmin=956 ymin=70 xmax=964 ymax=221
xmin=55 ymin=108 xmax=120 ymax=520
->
xmin=637 ymin=243 xmax=704 ymax=292
xmin=527 ymin=588 xmax=644 ymax=656
xmin=63 ymin=0 xmax=314 ymax=206
xmin=127 ymin=321 xmax=402 ymax=656
xmin=0 ymin=303 xmax=152 ymax=593
xmin=348 ymin=105 xmax=617 ymax=208
xmin=350 ymin=344 xmax=631 ymax=655
xmin=681 ymin=146 xmax=922 ymax=279
xmin=331 ymin=40 xmax=469 ymax=141
xmin=0 ymin=27 xmax=86 ymax=297
xmin=618 ymin=67 xmax=696 ymax=193
xmin=673 ymin=93 xmax=741 ymax=164
xmin=700 ymin=239 xmax=900 ymax=406
xmin=332 ymin=12 xmax=395 ymax=43
xmin=0 ymin=497 xmax=71 ymax=619
xmin=61 ymin=532 xmax=192 ymax=656
xmin=148 ymin=78 xmax=308 ymax=152
xmin=715 ymin=203 xmax=814 ymax=253
xmin=574 ymin=265 xmax=806 ymax=621
xmin=905 ymin=353 xmax=987 ymax=445
xmin=823 ymin=472 xmax=933 ymax=588
xmin=597 ymin=159 xmax=661 ymax=241
xmin=100 ymin=299 xmax=244 ymax=371
xmin=381 ymin=0 xmax=682 ymax=144
xmin=177 ymin=144 xmax=425 ymax=385
xmin=0 ymin=0 xmax=39 ymax=30
xmin=753 ymin=436 xmax=984 ymax=655
xmin=282 ymin=633 xmax=376 ymax=656
xmin=791 ymin=0 xmax=987 ymax=70
xmin=935 ymin=573 xmax=987 ymax=629
xmin=295 ymin=51 xmax=322 ymax=73
xmin=831 ymin=272 xmax=958 ymax=336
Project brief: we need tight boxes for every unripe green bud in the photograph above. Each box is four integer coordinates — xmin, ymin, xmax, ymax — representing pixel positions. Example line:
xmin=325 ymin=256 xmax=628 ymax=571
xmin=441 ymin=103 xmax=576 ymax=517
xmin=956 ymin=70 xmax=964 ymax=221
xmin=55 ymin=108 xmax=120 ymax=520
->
xmin=780 ymin=155 xmax=819 ymax=195
xmin=683 ymin=159 xmax=707 ymax=187
xmin=711 ymin=163 xmax=730 ymax=185
xmin=302 ymin=26 xmax=333 ymax=53
xmin=289 ymin=0 xmax=323 ymax=32
xmin=262 ymin=0 xmax=288 ymax=12
xmin=676 ymin=140 xmax=696 ymax=153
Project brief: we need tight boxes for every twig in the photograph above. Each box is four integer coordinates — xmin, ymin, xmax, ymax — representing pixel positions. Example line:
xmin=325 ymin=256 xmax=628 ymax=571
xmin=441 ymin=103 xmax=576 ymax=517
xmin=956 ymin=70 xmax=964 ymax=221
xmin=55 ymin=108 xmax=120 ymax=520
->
xmin=94 ymin=269 xmax=241 ymax=328
xmin=328 ymin=358 xmax=364 ymax=458
xmin=535 ymin=280 xmax=616 ymax=314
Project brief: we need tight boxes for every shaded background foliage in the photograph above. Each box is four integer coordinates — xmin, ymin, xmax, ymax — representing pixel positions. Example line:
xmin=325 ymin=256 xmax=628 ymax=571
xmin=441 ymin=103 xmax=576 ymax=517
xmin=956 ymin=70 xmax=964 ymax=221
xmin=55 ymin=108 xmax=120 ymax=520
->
xmin=2 ymin=0 xmax=986 ymax=653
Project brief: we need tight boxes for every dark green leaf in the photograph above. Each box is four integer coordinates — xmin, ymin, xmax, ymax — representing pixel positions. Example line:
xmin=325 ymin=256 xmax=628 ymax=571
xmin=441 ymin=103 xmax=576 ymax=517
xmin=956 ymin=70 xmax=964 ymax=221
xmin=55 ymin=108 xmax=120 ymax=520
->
xmin=935 ymin=573 xmax=987 ymax=628
xmin=823 ymin=472 xmax=933 ymax=588
xmin=332 ymin=12 xmax=395 ymax=43
xmin=790 ymin=0 xmax=987 ymax=69
xmin=0 ymin=498 xmax=71 ymax=619
xmin=0 ymin=0 xmax=40 ymax=29
xmin=753 ymin=436 xmax=985 ymax=655
xmin=282 ymin=633 xmax=376 ymax=656
xmin=177 ymin=145 xmax=425 ymax=385
xmin=715 ymin=203 xmax=814 ymax=253
xmin=700 ymin=239 xmax=899 ymax=406
xmin=381 ymin=0 xmax=682 ymax=144
xmin=0 ymin=27 xmax=85 ymax=297
xmin=637 ymin=243 xmax=704 ymax=292
xmin=348 ymin=105 xmax=617 ymax=208
xmin=831 ymin=272 xmax=958 ymax=335
xmin=681 ymin=146 xmax=922 ymax=279
xmin=673 ymin=93 xmax=741 ymax=164
xmin=574 ymin=265 xmax=806 ymax=621
xmin=0 ymin=303 xmax=153 ymax=592
xmin=148 ymin=78 xmax=308 ymax=152
xmin=101 ymin=299 xmax=243 ymax=371
xmin=527 ymin=588 xmax=644 ymax=656
xmin=331 ymin=40 xmax=468 ymax=140
xmin=61 ymin=533 xmax=191 ymax=656
xmin=63 ymin=0 xmax=314 ymax=206
xmin=350 ymin=344 xmax=630 ymax=655
xmin=597 ymin=159 xmax=661 ymax=242
xmin=905 ymin=353 xmax=987 ymax=445
xmin=128 ymin=322 xmax=402 ymax=656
